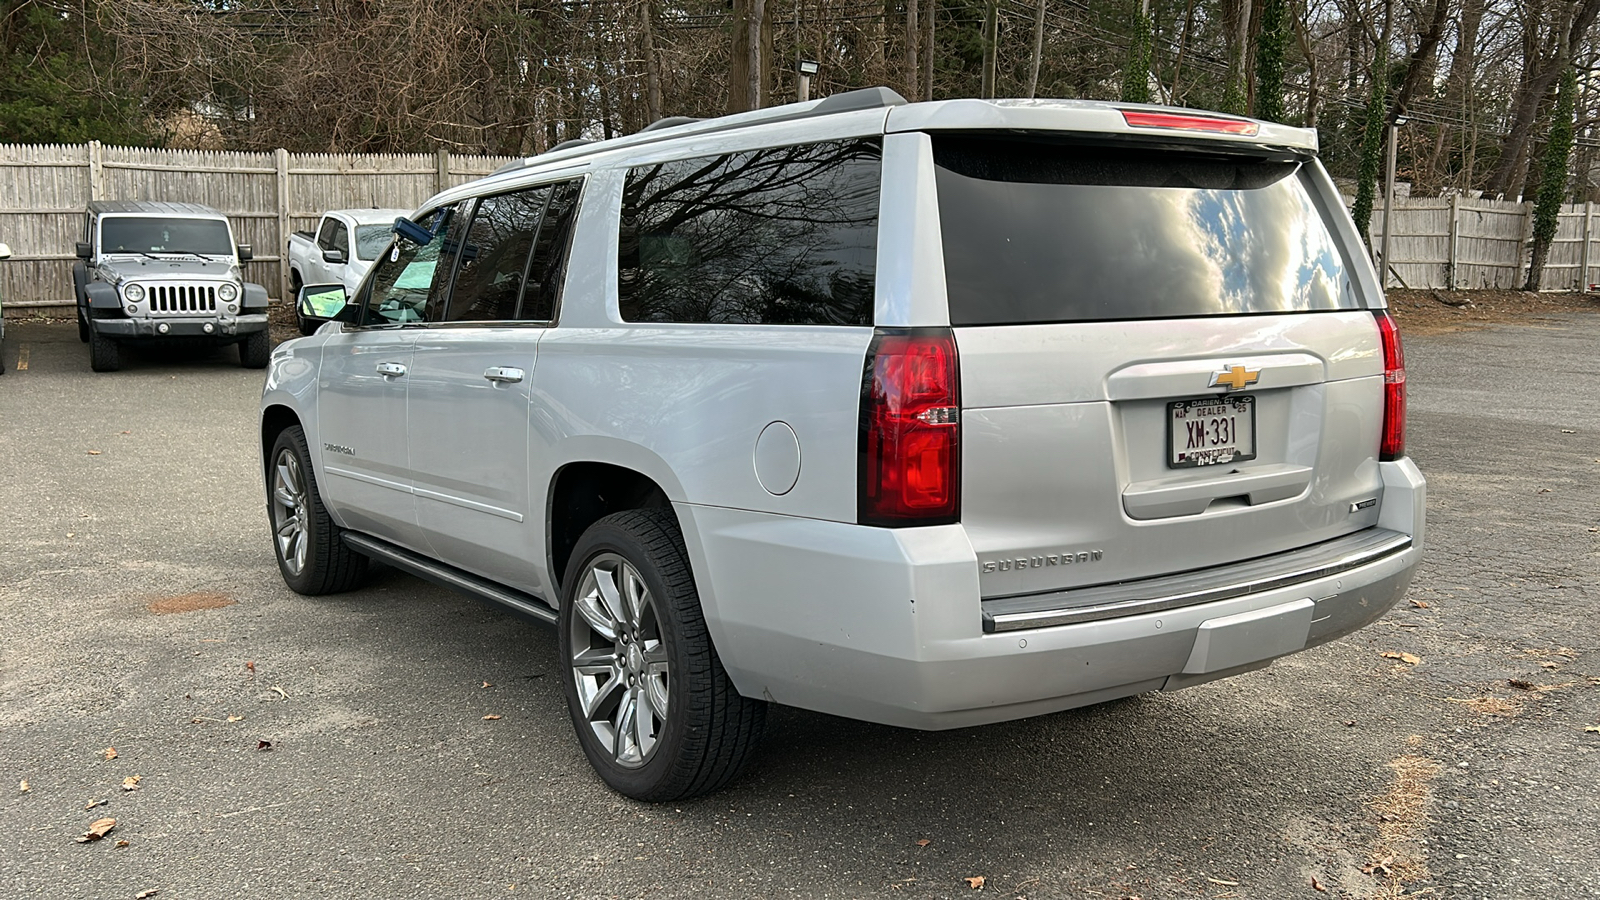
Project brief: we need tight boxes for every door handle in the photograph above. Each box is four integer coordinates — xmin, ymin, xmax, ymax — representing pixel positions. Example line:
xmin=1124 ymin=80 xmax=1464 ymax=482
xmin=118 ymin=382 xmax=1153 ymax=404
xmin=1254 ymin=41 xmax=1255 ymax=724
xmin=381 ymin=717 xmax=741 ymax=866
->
xmin=376 ymin=362 xmax=407 ymax=378
xmin=483 ymin=366 xmax=524 ymax=384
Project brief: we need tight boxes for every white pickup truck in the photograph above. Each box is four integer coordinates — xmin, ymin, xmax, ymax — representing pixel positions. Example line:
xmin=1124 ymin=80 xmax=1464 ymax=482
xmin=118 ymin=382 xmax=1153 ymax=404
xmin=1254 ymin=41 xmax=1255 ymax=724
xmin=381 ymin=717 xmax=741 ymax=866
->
xmin=287 ymin=209 xmax=407 ymax=333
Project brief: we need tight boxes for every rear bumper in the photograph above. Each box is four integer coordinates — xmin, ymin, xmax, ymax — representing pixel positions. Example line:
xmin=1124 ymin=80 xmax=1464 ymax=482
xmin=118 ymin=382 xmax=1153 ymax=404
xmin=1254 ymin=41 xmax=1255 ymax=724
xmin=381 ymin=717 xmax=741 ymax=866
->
xmin=93 ymin=314 xmax=268 ymax=339
xmin=678 ymin=457 xmax=1425 ymax=730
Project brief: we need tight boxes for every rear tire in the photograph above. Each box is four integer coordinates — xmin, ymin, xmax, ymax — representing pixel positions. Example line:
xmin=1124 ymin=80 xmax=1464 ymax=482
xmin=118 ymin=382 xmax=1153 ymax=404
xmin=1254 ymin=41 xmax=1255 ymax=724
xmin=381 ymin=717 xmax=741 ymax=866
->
xmin=559 ymin=509 xmax=766 ymax=801
xmin=267 ymin=425 xmax=367 ymax=595
xmin=239 ymin=329 xmax=270 ymax=368
xmin=88 ymin=326 xmax=119 ymax=372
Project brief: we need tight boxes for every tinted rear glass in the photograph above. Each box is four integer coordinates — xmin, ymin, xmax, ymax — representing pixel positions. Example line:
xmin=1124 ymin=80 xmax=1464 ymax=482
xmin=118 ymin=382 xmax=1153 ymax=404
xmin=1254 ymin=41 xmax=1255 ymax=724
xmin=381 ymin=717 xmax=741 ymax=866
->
xmin=934 ymin=137 xmax=1358 ymax=325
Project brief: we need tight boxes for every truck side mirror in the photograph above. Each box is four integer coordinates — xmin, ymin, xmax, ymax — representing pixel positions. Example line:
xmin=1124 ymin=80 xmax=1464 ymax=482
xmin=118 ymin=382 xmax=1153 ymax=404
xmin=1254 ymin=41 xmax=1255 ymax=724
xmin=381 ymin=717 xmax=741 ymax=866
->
xmin=322 ymin=248 xmax=347 ymax=265
xmin=297 ymin=283 xmax=357 ymax=328
xmin=236 ymin=243 xmax=253 ymax=262
xmin=75 ymin=242 xmax=93 ymax=260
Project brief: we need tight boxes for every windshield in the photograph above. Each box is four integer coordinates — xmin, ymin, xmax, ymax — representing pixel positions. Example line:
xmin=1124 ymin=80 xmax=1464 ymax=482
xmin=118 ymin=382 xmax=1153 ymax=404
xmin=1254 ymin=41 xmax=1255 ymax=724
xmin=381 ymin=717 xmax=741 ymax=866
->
xmin=934 ymin=137 xmax=1358 ymax=325
xmin=354 ymin=224 xmax=393 ymax=261
xmin=101 ymin=217 xmax=233 ymax=257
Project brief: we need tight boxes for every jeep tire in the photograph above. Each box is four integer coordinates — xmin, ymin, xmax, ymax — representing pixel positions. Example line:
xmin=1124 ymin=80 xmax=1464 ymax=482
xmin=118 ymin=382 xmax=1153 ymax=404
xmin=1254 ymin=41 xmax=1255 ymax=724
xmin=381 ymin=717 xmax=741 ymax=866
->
xmin=88 ymin=326 xmax=119 ymax=372
xmin=240 ymin=329 xmax=270 ymax=369
xmin=76 ymin=306 xmax=90 ymax=343
xmin=559 ymin=509 xmax=766 ymax=801
xmin=267 ymin=425 xmax=367 ymax=595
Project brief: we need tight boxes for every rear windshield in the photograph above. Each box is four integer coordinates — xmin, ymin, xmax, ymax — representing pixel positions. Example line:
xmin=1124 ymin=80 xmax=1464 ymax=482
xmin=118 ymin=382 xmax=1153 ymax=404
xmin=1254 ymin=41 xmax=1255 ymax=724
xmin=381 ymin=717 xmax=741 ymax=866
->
xmin=933 ymin=137 xmax=1359 ymax=325
xmin=100 ymin=216 xmax=233 ymax=257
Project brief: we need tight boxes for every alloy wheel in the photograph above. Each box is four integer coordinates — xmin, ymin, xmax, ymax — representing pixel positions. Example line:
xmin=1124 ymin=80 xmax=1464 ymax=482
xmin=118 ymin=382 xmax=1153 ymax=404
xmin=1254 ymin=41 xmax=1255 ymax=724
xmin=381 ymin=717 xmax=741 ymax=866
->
xmin=270 ymin=448 xmax=310 ymax=576
xmin=568 ymin=553 xmax=670 ymax=768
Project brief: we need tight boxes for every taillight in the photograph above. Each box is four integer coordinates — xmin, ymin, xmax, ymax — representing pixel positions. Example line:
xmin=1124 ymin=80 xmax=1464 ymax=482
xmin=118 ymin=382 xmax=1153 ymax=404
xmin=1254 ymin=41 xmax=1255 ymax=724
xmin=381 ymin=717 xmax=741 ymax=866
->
xmin=1120 ymin=109 xmax=1261 ymax=136
xmin=1375 ymin=310 xmax=1406 ymax=461
xmin=859 ymin=329 xmax=960 ymax=526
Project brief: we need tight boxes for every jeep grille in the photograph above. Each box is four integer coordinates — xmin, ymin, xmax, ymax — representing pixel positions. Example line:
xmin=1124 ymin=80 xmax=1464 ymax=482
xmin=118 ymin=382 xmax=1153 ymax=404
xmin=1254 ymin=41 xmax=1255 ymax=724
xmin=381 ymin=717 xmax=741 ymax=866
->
xmin=149 ymin=283 xmax=218 ymax=315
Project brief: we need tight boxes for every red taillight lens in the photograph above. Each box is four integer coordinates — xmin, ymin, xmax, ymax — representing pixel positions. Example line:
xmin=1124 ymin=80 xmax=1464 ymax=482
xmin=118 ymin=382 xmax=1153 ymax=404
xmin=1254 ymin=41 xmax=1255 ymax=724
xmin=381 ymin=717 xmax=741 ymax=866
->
xmin=859 ymin=329 xmax=960 ymax=526
xmin=1120 ymin=109 xmax=1261 ymax=136
xmin=1375 ymin=310 xmax=1406 ymax=461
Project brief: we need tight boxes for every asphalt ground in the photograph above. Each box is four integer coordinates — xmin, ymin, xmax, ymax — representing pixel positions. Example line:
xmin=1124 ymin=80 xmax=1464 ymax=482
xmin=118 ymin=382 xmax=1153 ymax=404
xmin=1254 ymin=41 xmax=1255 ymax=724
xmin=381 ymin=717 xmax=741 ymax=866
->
xmin=1 ymin=316 xmax=1596 ymax=899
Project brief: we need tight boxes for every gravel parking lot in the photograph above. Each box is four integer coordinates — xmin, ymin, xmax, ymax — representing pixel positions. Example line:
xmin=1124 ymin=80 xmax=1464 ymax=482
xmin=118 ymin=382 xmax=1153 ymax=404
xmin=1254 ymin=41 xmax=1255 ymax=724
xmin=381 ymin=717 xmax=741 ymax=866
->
xmin=2 ymin=314 xmax=1597 ymax=899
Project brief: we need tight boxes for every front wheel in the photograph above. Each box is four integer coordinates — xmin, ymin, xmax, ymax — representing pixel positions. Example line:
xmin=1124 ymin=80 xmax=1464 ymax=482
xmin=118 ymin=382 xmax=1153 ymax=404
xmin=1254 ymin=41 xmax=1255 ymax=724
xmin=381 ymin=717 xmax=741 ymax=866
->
xmin=267 ymin=425 xmax=367 ymax=595
xmin=559 ymin=509 xmax=765 ymax=801
xmin=239 ymin=329 xmax=270 ymax=368
xmin=88 ymin=327 xmax=119 ymax=372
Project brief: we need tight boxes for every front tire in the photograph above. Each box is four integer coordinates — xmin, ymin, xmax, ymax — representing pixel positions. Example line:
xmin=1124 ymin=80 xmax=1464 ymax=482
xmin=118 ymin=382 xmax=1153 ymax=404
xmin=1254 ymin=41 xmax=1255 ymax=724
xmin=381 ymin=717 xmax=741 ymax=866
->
xmin=77 ymin=307 xmax=90 ymax=343
xmin=88 ymin=327 xmax=119 ymax=372
xmin=239 ymin=329 xmax=270 ymax=368
xmin=267 ymin=425 xmax=367 ymax=595
xmin=559 ymin=509 xmax=766 ymax=801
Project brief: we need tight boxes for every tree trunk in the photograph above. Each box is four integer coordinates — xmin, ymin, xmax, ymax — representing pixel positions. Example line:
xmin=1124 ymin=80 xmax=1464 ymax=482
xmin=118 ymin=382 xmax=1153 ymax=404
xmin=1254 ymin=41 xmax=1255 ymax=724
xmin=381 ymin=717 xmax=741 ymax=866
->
xmin=923 ymin=0 xmax=935 ymax=101
xmin=749 ymin=0 xmax=766 ymax=110
xmin=1483 ymin=0 xmax=1600 ymax=197
xmin=980 ymin=1 xmax=998 ymax=99
xmin=640 ymin=0 xmax=663 ymax=124
xmin=907 ymin=0 xmax=920 ymax=102
xmin=1027 ymin=0 xmax=1045 ymax=98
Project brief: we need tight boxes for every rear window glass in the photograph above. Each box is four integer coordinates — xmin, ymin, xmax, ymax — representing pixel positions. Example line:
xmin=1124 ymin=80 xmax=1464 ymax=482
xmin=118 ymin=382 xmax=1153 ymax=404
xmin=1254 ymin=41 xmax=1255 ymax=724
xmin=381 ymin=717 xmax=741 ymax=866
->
xmin=933 ymin=137 xmax=1358 ymax=325
xmin=618 ymin=138 xmax=880 ymax=326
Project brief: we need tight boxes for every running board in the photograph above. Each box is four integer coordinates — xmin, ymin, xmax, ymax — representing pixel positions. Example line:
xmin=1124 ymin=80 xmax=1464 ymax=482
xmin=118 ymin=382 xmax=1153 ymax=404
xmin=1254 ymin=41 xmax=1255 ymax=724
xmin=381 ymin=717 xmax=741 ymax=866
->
xmin=342 ymin=532 xmax=558 ymax=626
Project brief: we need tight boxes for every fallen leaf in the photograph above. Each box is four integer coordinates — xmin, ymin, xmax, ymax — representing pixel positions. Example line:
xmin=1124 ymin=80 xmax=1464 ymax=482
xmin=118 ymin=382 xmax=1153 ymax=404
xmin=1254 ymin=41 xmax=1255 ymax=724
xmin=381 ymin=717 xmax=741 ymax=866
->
xmin=1409 ymin=599 xmax=1430 ymax=609
xmin=1311 ymin=875 xmax=1327 ymax=892
xmin=245 ymin=660 xmax=255 ymax=676
xmin=85 ymin=799 xmax=106 ymax=810
xmin=74 ymin=817 xmax=116 ymax=843
xmin=18 ymin=780 xmax=28 ymax=793
xmin=120 ymin=430 xmax=131 ymax=435
xmin=915 ymin=839 xmax=931 ymax=847
xmin=121 ymin=776 xmax=141 ymax=792
xmin=1537 ymin=488 xmax=1553 ymax=494
xmin=482 ymin=714 xmax=503 ymax=721
xmin=270 ymin=685 xmax=288 ymax=700
xmin=1381 ymin=651 xmax=1421 ymax=665
xmin=481 ymin=681 xmax=493 ymax=689
xmin=1560 ymin=428 xmax=1577 ymax=433
xmin=964 ymin=876 xmax=985 ymax=889
xmin=115 ymin=840 xmax=130 ymax=848
xmin=1344 ymin=720 xmax=1358 ymax=727
xmin=136 ymin=890 xmax=159 ymax=899
xmin=227 ymin=715 xmax=243 ymax=723
xmin=1206 ymin=877 xmax=1240 ymax=886
xmin=87 ymin=450 xmax=102 ymax=456
xmin=1585 ymin=725 xmax=1600 ymax=733
xmin=103 ymin=747 xmax=118 ymax=761
xmin=256 ymin=740 xmax=273 ymax=751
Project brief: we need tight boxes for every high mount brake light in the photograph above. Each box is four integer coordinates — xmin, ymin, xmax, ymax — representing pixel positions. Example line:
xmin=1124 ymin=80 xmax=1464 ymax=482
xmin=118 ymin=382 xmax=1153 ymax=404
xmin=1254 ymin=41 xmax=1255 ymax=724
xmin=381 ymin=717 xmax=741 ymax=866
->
xmin=1120 ymin=110 xmax=1261 ymax=136
xmin=1375 ymin=310 xmax=1406 ymax=461
xmin=859 ymin=329 xmax=961 ymax=526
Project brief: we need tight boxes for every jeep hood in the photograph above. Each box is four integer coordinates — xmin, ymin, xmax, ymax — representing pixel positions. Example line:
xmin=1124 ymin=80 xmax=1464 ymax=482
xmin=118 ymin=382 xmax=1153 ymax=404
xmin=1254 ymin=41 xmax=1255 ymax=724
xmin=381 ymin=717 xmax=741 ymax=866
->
xmin=99 ymin=257 xmax=240 ymax=282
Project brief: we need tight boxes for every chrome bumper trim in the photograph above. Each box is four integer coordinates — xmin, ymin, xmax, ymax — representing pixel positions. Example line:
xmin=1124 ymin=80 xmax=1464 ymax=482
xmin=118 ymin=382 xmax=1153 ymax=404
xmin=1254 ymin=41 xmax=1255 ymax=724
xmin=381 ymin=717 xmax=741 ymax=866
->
xmin=982 ymin=528 xmax=1414 ymax=633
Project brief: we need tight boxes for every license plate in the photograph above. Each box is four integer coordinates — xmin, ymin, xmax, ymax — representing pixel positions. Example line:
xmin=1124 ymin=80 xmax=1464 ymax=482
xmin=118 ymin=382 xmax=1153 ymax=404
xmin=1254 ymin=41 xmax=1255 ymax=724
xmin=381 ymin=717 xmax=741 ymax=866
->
xmin=1168 ymin=396 xmax=1256 ymax=468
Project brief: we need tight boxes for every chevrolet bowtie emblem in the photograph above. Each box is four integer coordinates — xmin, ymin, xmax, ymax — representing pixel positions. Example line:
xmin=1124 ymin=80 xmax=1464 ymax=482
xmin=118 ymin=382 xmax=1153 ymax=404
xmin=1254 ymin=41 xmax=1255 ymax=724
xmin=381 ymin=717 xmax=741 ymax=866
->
xmin=1209 ymin=365 xmax=1261 ymax=391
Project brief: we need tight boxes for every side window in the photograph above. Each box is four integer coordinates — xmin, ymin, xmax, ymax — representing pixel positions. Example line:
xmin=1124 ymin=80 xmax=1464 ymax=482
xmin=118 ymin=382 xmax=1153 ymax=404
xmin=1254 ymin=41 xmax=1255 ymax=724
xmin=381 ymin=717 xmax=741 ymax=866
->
xmin=520 ymin=179 xmax=582 ymax=322
xmin=617 ymin=139 xmax=880 ymax=326
xmin=424 ymin=202 xmax=475 ymax=322
xmin=353 ymin=206 xmax=454 ymax=325
xmin=330 ymin=221 xmax=350 ymax=257
xmin=315 ymin=218 xmax=338 ymax=250
xmin=439 ymin=187 xmax=550 ymax=323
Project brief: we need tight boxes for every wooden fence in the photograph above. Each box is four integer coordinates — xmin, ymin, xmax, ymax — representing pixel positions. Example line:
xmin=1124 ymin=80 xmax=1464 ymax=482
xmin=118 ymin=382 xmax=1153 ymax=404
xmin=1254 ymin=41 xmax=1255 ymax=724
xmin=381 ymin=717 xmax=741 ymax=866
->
xmin=3 ymin=141 xmax=1596 ymax=311
xmin=1367 ymin=195 xmax=1600 ymax=292
xmin=0 ymin=141 xmax=515 ymax=309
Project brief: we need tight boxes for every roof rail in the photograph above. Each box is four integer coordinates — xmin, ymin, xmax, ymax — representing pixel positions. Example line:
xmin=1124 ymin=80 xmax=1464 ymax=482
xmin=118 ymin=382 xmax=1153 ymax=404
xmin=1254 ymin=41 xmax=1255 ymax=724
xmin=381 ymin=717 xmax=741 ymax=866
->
xmin=483 ymin=87 xmax=909 ymax=180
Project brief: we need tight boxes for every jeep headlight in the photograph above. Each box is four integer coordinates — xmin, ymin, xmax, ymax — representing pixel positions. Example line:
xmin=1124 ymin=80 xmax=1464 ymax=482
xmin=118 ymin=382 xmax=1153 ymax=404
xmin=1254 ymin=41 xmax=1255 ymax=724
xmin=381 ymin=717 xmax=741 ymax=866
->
xmin=217 ymin=282 xmax=239 ymax=302
xmin=123 ymin=283 xmax=145 ymax=303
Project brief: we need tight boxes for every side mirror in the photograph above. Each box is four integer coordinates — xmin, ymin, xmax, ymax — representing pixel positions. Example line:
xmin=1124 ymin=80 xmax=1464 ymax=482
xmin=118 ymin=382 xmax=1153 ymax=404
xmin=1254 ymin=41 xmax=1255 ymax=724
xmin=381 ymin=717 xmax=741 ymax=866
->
xmin=76 ymin=242 xmax=93 ymax=260
xmin=297 ymin=283 xmax=357 ymax=328
xmin=393 ymin=217 xmax=434 ymax=246
xmin=0 ymin=243 xmax=11 ymax=261
xmin=236 ymin=243 xmax=253 ymax=262
xmin=322 ymin=248 xmax=347 ymax=265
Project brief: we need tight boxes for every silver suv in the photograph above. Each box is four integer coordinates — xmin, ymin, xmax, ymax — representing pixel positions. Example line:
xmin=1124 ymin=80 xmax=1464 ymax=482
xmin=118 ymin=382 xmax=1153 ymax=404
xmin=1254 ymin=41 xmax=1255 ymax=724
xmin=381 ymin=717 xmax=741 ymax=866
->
xmin=262 ymin=90 xmax=1425 ymax=801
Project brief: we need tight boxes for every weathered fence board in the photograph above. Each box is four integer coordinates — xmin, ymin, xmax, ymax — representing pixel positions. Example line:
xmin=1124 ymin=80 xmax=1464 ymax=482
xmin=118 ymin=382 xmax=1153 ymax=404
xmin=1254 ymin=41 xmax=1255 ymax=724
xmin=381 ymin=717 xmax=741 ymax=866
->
xmin=1 ymin=142 xmax=515 ymax=309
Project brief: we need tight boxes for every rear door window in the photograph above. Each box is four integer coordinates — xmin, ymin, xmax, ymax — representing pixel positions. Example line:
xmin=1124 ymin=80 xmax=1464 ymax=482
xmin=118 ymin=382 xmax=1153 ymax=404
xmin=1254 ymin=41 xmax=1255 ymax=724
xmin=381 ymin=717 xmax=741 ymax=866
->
xmin=933 ymin=136 xmax=1359 ymax=325
xmin=618 ymin=138 xmax=881 ymax=326
xmin=440 ymin=187 xmax=551 ymax=323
